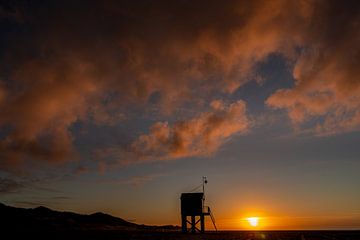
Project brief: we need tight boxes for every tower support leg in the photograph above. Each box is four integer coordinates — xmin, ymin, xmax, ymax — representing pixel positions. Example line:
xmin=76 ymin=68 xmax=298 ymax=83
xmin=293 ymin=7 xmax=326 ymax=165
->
xmin=200 ymin=214 xmax=205 ymax=233
xmin=191 ymin=215 xmax=196 ymax=233
xmin=181 ymin=215 xmax=187 ymax=233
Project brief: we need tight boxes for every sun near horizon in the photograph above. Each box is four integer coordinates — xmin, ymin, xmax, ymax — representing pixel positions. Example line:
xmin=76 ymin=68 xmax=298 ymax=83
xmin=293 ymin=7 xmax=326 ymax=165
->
xmin=247 ymin=217 xmax=259 ymax=227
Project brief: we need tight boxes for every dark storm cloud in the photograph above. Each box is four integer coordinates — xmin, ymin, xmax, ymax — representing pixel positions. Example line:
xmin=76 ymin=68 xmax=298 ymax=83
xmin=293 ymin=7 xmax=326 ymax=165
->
xmin=0 ymin=0 xmax=359 ymax=169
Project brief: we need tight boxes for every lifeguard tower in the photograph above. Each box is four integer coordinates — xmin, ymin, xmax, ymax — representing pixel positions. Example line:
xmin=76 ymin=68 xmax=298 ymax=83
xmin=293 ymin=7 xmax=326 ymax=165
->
xmin=180 ymin=177 xmax=217 ymax=233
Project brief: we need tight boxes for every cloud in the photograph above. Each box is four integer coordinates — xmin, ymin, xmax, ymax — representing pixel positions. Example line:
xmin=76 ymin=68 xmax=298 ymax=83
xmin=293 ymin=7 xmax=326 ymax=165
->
xmin=12 ymin=201 xmax=48 ymax=207
xmin=1 ymin=0 xmax=300 ymax=167
xmin=51 ymin=196 xmax=71 ymax=200
xmin=266 ymin=1 xmax=360 ymax=135
xmin=73 ymin=166 xmax=89 ymax=175
xmin=0 ymin=58 xmax=98 ymax=168
xmin=117 ymin=100 xmax=249 ymax=162
xmin=0 ymin=175 xmax=67 ymax=196
xmin=0 ymin=0 xmax=359 ymax=170
xmin=116 ymin=174 xmax=165 ymax=187
xmin=0 ymin=178 xmax=23 ymax=194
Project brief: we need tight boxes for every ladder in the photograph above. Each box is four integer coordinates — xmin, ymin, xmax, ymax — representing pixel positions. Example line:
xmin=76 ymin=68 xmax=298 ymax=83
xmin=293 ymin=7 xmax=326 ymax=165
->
xmin=206 ymin=206 xmax=217 ymax=231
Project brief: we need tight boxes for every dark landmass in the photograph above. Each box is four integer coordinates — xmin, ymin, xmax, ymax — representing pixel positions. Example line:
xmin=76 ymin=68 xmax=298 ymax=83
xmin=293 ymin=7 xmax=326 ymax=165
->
xmin=0 ymin=202 xmax=179 ymax=231
xmin=1 ymin=203 xmax=359 ymax=240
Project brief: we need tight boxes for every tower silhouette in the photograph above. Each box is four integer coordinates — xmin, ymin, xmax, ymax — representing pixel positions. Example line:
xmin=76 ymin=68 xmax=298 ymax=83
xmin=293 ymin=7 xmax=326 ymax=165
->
xmin=180 ymin=177 xmax=217 ymax=233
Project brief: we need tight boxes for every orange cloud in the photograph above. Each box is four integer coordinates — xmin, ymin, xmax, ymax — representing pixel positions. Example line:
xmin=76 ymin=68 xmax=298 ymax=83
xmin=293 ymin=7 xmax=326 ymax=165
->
xmin=123 ymin=100 xmax=249 ymax=162
xmin=0 ymin=58 xmax=99 ymax=168
xmin=1 ymin=0 xmax=305 ymax=167
xmin=0 ymin=0 xmax=359 ymax=170
xmin=266 ymin=1 xmax=360 ymax=135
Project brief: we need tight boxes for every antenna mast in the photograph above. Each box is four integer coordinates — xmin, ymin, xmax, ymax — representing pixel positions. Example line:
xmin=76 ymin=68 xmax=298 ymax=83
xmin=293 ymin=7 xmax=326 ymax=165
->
xmin=202 ymin=176 xmax=207 ymax=209
xmin=202 ymin=176 xmax=207 ymax=194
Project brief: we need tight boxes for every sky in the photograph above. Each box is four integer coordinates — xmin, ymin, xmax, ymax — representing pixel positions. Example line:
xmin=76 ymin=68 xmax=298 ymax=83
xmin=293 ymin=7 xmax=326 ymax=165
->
xmin=0 ymin=0 xmax=359 ymax=230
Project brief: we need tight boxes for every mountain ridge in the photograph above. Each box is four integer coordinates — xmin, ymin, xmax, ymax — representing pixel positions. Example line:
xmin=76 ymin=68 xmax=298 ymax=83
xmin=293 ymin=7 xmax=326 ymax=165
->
xmin=0 ymin=202 xmax=179 ymax=231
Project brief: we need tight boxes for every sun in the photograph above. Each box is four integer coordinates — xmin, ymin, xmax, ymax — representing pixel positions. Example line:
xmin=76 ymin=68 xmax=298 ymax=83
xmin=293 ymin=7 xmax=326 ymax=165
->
xmin=247 ymin=217 xmax=259 ymax=227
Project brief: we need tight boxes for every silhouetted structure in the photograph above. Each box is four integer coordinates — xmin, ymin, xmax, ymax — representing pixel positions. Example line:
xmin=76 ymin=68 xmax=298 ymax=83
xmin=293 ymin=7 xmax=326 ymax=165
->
xmin=180 ymin=177 xmax=217 ymax=233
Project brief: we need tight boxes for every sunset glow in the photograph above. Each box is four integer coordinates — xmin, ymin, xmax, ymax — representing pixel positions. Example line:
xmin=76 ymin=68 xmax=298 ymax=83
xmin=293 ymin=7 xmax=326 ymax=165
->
xmin=0 ymin=0 xmax=359 ymax=233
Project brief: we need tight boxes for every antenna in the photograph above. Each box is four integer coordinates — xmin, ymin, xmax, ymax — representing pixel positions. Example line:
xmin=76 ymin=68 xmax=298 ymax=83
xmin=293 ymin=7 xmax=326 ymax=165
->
xmin=202 ymin=176 xmax=207 ymax=211
xmin=202 ymin=176 xmax=207 ymax=195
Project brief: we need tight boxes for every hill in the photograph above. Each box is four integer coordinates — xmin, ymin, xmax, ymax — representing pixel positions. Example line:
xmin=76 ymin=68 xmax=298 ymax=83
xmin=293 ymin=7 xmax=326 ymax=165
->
xmin=0 ymin=202 xmax=179 ymax=231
